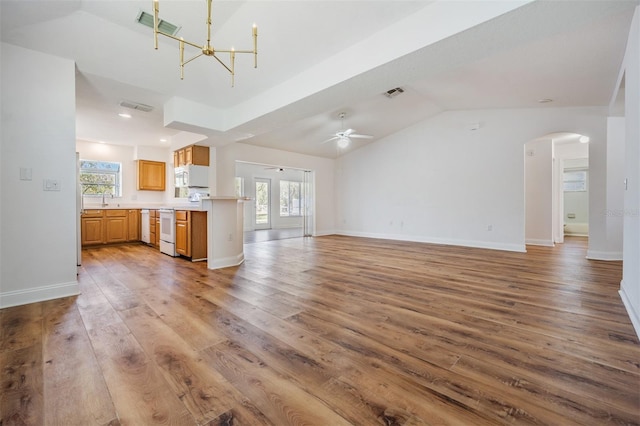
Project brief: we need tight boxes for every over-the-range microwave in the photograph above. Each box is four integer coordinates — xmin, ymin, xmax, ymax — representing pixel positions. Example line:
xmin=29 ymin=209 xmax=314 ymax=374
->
xmin=175 ymin=165 xmax=209 ymax=188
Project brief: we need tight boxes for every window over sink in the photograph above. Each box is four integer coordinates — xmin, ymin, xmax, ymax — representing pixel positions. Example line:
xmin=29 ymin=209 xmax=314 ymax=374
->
xmin=80 ymin=160 xmax=122 ymax=197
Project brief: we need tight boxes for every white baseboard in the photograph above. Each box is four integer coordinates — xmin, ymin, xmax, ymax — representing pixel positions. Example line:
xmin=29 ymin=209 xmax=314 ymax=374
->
xmin=336 ymin=230 xmax=526 ymax=253
xmin=0 ymin=280 xmax=80 ymax=309
xmin=525 ymin=238 xmax=555 ymax=247
xmin=586 ymin=250 xmax=623 ymax=261
xmin=619 ymin=283 xmax=640 ymax=340
xmin=207 ymin=253 xmax=245 ymax=270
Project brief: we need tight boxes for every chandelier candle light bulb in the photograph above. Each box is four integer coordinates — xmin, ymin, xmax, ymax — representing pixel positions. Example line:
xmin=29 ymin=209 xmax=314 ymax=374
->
xmin=151 ymin=0 xmax=258 ymax=85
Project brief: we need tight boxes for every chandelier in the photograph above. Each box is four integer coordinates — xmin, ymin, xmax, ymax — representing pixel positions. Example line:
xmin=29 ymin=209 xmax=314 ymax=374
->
xmin=153 ymin=0 xmax=257 ymax=86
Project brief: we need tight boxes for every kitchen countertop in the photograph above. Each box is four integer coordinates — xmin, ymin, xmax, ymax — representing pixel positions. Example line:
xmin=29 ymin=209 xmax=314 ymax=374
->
xmin=82 ymin=202 xmax=205 ymax=211
xmin=82 ymin=197 xmax=250 ymax=213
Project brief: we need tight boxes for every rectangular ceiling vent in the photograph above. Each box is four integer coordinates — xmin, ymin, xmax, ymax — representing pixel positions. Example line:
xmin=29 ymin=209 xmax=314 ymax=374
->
xmin=119 ymin=100 xmax=154 ymax=113
xmin=136 ymin=11 xmax=180 ymax=36
xmin=384 ymin=87 xmax=405 ymax=99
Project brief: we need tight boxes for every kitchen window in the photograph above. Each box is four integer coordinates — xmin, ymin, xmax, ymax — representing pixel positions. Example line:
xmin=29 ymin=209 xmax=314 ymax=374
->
xmin=80 ymin=160 xmax=122 ymax=197
xmin=280 ymin=180 xmax=301 ymax=217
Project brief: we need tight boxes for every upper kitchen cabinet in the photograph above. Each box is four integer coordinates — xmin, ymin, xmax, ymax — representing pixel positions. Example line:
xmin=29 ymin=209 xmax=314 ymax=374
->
xmin=174 ymin=145 xmax=209 ymax=167
xmin=137 ymin=160 xmax=166 ymax=191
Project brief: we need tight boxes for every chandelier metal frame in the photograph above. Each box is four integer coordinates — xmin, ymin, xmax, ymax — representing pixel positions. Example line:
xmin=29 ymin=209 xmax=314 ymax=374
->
xmin=153 ymin=0 xmax=257 ymax=86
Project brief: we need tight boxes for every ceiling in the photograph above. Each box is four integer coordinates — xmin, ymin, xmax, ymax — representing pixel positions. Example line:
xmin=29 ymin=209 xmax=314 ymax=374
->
xmin=1 ymin=0 xmax=637 ymax=158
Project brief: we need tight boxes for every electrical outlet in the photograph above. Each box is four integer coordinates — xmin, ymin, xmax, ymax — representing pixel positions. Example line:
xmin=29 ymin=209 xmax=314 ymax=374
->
xmin=487 ymin=224 xmax=493 ymax=231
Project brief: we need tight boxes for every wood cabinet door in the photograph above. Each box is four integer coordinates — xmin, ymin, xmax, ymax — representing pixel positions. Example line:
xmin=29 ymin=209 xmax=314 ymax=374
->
xmin=81 ymin=218 xmax=103 ymax=245
xmin=137 ymin=160 xmax=166 ymax=191
xmin=128 ymin=210 xmax=140 ymax=241
xmin=184 ymin=146 xmax=193 ymax=165
xmin=175 ymin=220 xmax=189 ymax=256
xmin=105 ymin=217 xmax=128 ymax=243
xmin=191 ymin=145 xmax=210 ymax=166
xmin=155 ymin=218 xmax=161 ymax=246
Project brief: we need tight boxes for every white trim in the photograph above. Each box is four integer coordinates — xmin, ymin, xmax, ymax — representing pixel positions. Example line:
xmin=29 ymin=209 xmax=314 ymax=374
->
xmin=207 ymin=253 xmax=245 ymax=270
xmin=0 ymin=280 xmax=80 ymax=309
xmin=336 ymin=231 xmax=526 ymax=253
xmin=525 ymin=239 xmax=555 ymax=247
xmin=619 ymin=283 xmax=640 ymax=340
xmin=586 ymin=250 xmax=623 ymax=261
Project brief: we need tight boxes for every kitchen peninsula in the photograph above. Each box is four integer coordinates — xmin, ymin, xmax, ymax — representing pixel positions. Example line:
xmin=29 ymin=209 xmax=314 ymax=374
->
xmin=80 ymin=197 xmax=246 ymax=270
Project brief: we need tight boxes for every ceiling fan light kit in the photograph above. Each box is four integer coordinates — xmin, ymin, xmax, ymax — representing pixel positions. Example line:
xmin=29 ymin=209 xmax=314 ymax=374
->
xmin=152 ymin=0 xmax=257 ymax=86
xmin=323 ymin=112 xmax=373 ymax=148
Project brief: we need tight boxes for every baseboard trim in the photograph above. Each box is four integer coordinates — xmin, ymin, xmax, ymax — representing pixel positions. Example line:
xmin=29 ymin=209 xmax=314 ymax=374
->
xmin=207 ymin=253 xmax=245 ymax=270
xmin=619 ymin=283 xmax=640 ymax=340
xmin=336 ymin=231 xmax=526 ymax=253
xmin=525 ymin=239 xmax=555 ymax=247
xmin=586 ymin=250 xmax=623 ymax=261
xmin=0 ymin=280 xmax=80 ymax=309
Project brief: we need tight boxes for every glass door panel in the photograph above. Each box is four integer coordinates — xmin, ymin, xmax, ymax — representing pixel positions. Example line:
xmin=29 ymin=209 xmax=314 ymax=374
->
xmin=255 ymin=178 xmax=271 ymax=229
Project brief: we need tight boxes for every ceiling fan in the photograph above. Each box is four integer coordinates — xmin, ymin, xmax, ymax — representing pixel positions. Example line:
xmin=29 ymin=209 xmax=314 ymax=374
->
xmin=323 ymin=112 xmax=373 ymax=148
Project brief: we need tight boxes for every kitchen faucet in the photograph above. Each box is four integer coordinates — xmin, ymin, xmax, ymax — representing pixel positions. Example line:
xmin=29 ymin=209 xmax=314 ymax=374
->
xmin=101 ymin=191 xmax=113 ymax=207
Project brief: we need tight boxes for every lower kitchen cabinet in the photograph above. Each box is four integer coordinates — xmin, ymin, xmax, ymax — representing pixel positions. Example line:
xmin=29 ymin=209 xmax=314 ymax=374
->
xmin=105 ymin=210 xmax=128 ymax=243
xmin=175 ymin=210 xmax=207 ymax=260
xmin=128 ymin=209 xmax=140 ymax=241
xmin=81 ymin=210 xmax=104 ymax=246
xmin=81 ymin=209 xmax=141 ymax=246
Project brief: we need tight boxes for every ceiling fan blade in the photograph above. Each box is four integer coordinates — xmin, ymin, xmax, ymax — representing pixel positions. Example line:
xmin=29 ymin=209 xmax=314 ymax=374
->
xmin=343 ymin=128 xmax=354 ymax=136
xmin=350 ymin=134 xmax=373 ymax=139
xmin=321 ymin=136 xmax=340 ymax=144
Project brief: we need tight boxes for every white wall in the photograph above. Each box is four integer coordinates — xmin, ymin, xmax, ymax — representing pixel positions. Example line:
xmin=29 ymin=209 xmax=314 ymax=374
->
xmin=336 ymin=106 xmax=611 ymax=254
xmin=76 ymin=140 xmax=173 ymax=206
xmin=605 ymin=117 xmax=625 ymax=258
xmin=620 ymin=7 xmax=640 ymax=337
xmin=216 ymin=143 xmax=335 ymax=236
xmin=1 ymin=43 xmax=78 ymax=308
xmin=525 ymin=138 xmax=554 ymax=246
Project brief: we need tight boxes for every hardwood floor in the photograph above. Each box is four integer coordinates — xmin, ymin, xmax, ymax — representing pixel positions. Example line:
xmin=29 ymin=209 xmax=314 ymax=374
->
xmin=1 ymin=236 xmax=639 ymax=425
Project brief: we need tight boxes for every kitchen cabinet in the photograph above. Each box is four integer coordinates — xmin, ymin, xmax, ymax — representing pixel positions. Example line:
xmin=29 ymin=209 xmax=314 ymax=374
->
xmin=149 ymin=209 xmax=158 ymax=247
xmin=81 ymin=209 xmax=104 ymax=246
xmin=128 ymin=209 xmax=140 ymax=241
xmin=81 ymin=209 xmax=142 ymax=246
xmin=105 ymin=209 xmax=128 ymax=243
xmin=137 ymin=160 xmax=166 ymax=191
xmin=175 ymin=210 xmax=207 ymax=260
xmin=174 ymin=145 xmax=209 ymax=167
xmin=155 ymin=216 xmax=161 ymax=247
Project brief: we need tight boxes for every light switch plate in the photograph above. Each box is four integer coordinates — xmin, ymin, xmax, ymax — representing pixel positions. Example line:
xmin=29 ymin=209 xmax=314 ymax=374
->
xmin=20 ymin=167 xmax=32 ymax=181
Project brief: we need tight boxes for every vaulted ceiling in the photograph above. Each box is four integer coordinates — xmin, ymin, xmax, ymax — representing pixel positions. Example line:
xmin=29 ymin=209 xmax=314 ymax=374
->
xmin=1 ymin=0 xmax=637 ymax=158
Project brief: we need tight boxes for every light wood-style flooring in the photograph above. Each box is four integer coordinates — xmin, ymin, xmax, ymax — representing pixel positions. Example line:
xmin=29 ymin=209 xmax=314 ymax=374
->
xmin=1 ymin=236 xmax=639 ymax=425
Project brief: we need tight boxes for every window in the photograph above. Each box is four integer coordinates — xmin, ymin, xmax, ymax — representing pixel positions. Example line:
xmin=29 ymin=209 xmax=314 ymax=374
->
xmin=80 ymin=160 xmax=122 ymax=197
xmin=280 ymin=180 xmax=301 ymax=217
xmin=563 ymin=170 xmax=587 ymax=192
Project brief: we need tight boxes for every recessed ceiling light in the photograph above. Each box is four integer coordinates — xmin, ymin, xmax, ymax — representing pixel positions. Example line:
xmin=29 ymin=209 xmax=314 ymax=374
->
xmin=538 ymin=98 xmax=553 ymax=103
xmin=118 ymin=113 xmax=132 ymax=118
xmin=160 ymin=138 xmax=167 ymax=142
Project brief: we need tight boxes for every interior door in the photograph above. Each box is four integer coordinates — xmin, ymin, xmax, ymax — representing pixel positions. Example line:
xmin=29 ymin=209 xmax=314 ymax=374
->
xmin=255 ymin=178 xmax=271 ymax=230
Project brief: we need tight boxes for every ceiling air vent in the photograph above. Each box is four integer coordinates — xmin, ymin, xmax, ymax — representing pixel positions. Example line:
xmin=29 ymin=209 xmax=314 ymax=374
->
xmin=136 ymin=11 xmax=180 ymax=36
xmin=119 ymin=100 xmax=154 ymax=113
xmin=384 ymin=87 xmax=405 ymax=99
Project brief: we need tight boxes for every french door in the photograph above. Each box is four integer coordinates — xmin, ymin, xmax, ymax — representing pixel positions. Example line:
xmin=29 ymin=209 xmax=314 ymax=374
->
xmin=255 ymin=178 xmax=271 ymax=229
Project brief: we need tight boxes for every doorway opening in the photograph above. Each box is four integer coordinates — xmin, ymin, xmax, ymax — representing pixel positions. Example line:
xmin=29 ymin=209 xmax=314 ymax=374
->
xmin=525 ymin=132 xmax=589 ymax=248
xmin=235 ymin=161 xmax=315 ymax=243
